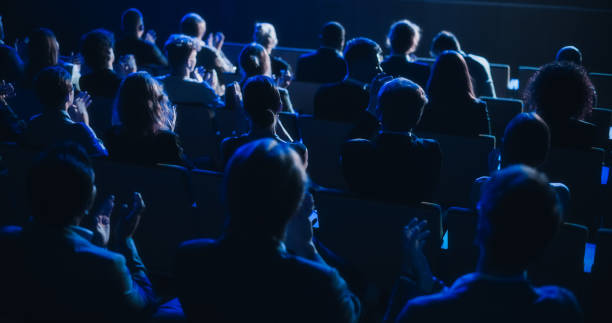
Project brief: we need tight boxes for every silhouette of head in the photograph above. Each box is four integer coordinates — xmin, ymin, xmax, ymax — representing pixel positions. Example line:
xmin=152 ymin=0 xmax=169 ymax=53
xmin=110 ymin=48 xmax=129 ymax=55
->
xmin=35 ymin=66 xmax=73 ymax=111
xmin=239 ymin=43 xmax=271 ymax=78
xmin=27 ymin=143 xmax=96 ymax=226
xmin=377 ymin=78 xmax=428 ymax=132
xmin=121 ymin=8 xmax=145 ymax=38
xmin=27 ymin=28 xmax=59 ymax=77
xmin=502 ymin=113 xmax=550 ymax=168
xmin=243 ymin=75 xmax=281 ymax=129
xmin=80 ymin=29 xmax=115 ymax=71
xmin=525 ymin=61 xmax=594 ymax=121
xmin=116 ymin=72 xmax=168 ymax=134
xmin=387 ymin=19 xmax=421 ymax=56
xmin=224 ymin=138 xmax=307 ymax=240
xmin=430 ymin=31 xmax=461 ymax=57
xmin=164 ymin=34 xmax=198 ymax=73
xmin=427 ymin=50 xmax=474 ymax=103
xmin=320 ymin=21 xmax=345 ymax=52
xmin=477 ymin=165 xmax=561 ymax=273
xmin=556 ymin=46 xmax=582 ymax=66
xmin=180 ymin=13 xmax=206 ymax=40
xmin=253 ymin=22 xmax=278 ymax=52
xmin=344 ymin=37 xmax=383 ymax=83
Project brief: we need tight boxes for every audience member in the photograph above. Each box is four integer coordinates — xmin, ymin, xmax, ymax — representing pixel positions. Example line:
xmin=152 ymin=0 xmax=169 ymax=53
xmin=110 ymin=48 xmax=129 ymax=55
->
xmin=418 ymin=50 xmax=491 ymax=136
xmin=105 ymin=72 xmax=187 ymax=166
xmin=157 ymin=34 xmax=223 ymax=107
xmin=0 ymin=16 xmax=24 ymax=85
xmin=116 ymin=54 xmax=137 ymax=78
xmin=381 ymin=20 xmax=430 ymax=88
xmin=176 ymin=138 xmax=360 ymax=322
xmin=23 ymin=28 xmax=60 ymax=88
xmin=0 ymin=144 xmax=156 ymax=322
xmin=24 ymin=66 xmax=106 ymax=156
xmin=392 ymin=165 xmax=582 ymax=323
xmin=524 ymin=61 xmax=601 ymax=149
xmin=430 ymin=31 xmax=495 ymax=98
xmin=556 ymin=46 xmax=582 ymax=66
xmin=296 ymin=21 xmax=347 ymax=83
xmin=0 ymin=82 xmax=25 ymax=142
xmin=342 ymin=78 xmax=441 ymax=203
xmin=79 ymin=29 xmax=122 ymax=98
xmin=115 ymin=8 xmax=168 ymax=67
xmin=253 ymin=22 xmax=292 ymax=82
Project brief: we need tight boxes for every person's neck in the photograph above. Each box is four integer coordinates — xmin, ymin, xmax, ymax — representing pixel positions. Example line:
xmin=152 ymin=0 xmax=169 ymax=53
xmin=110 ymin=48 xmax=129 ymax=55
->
xmin=171 ymin=67 xmax=190 ymax=79
xmin=476 ymin=253 xmax=526 ymax=278
xmin=346 ymin=71 xmax=373 ymax=85
xmin=249 ymin=124 xmax=276 ymax=138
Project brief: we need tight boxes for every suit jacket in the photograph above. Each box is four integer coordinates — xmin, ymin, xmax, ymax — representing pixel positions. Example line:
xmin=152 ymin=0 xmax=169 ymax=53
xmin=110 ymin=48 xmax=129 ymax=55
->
xmin=0 ymin=43 xmax=24 ymax=85
xmin=116 ymin=36 xmax=168 ymax=67
xmin=418 ymin=99 xmax=491 ymax=137
xmin=157 ymin=75 xmax=223 ymax=107
xmin=175 ymin=235 xmax=361 ymax=323
xmin=105 ymin=126 xmax=187 ymax=166
xmin=79 ymin=68 xmax=122 ymax=99
xmin=463 ymin=53 xmax=496 ymax=98
xmin=220 ymin=133 xmax=307 ymax=167
xmin=296 ymin=48 xmax=347 ymax=83
xmin=541 ymin=116 xmax=602 ymax=150
xmin=381 ymin=55 xmax=430 ymax=89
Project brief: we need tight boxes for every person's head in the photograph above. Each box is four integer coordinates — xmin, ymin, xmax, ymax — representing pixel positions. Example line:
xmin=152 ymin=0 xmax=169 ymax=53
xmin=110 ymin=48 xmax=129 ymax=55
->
xmin=320 ymin=21 xmax=345 ymax=52
xmin=239 ymin=43 xmax=271 ymax=78
xmin=556 ymin=46 xmax=582 ymax=66
xmin=524 ymin=61 xmax=595 ymax=121
xmin=426 ymin=50 xmax=475 ymax=103
xmin=180 ymin=13 xmax=206 ymax=40
xmin=344 ymin=37 xmax=383 ymax=83
xmin=115 ymin=71 xmax=169 ymax=134
xmin=116 ymin=54 xmax=137 ymax=78
xmin=242 ymin=75 xmax=282 ymax=130
xmin=477 ymin=165 xmax=561 ymax=274
xmin=224 ymin=138 xmax=307 ymax=240
xmin=35 ymin=66 xmax=74 ymax=112
xmin=502 ymin=113 xmax=550 ymax=168
xmin=27 ymin=28 xmax=59 ymax=74
xmin=377 ymin=78 xmax=428 ymax=132
xmin=164 ymin=34 xmax=198 ymax=76
xmin=80 ymin=29 xmax=115 ymax=71
xmin=430 ymin=31 xmax=461 ymax=57
xmin=387 ymin=19 xmax=421 ymax=56
xmin=121 ymin=8 xmax=145 ymax=38
xmin=27 ymin=143 xmax=96 ymax=226
xmin=253 ymin=22 xmax=278 ymax=53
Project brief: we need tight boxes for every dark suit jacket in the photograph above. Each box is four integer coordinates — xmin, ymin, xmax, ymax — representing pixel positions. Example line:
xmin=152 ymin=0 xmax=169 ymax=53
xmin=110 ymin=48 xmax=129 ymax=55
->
xmin=105 ymin=126 xmax=187 ymax=166
xmin=381 ymin=55 xmax=430 ymax=89
xmin=0 ymin=43 xmax=24 ymax=84
xmin=220 ymin=133 xmax=307 ymax=167
xmin=79 ymin=68 xmax=122 ymax=99
xmin=541 ymin=116 xmax=603 ymax=150
xmin=342 ymin=132 xmax=441 ymax=203
xmin=296 ymin=48 xmax=347 ymax=83
xmin=116 ymin=36 xmax=168 ymax=67
xmin=418 ymin=99 xmax=491 ymax=137
xmin=175 ymin=236 xmax=361 ymax=323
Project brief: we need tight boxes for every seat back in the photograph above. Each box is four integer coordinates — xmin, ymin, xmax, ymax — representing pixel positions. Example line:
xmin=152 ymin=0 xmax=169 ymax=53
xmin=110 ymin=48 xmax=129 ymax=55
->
xmin=298 ymin=115 xmax=353 ymax=189
xmin=590 ymin=72 xmax=612 ymax=108
xmin=0 ymin=143 xmax=38 ymax=226
xmin=518 ymin=66 xmax=539 ymax=93
xmin=489 ymin=63 xmax=510 ymax=98
xmin=87 ymin=96 xmax=115 ymax=137
xmin=288 ymin=81 xmax=321 ymax=114
xmin=7 ymin=88 xmax=42 ymax=121
xmin=591 ymin=228 xmax=612 ymax=321
xmin=278 ymin=112 xmax=300 ymax=141
xmin=272 ymin=47 xmax=315 ymax=72
xmin=481 ymin=97 xmax=523 ymax=139
xmin=214 ymin=108 xmax=250 ymax=139
xmin=446 ymin=207 xmax=479 ymax=280
xmin=314 ymin=189 xmax=442 ymax=290
xmin=174 ymin=104 xmax=219 ymax=163
xmin=190 ymin=168 xmax=226 ymax=239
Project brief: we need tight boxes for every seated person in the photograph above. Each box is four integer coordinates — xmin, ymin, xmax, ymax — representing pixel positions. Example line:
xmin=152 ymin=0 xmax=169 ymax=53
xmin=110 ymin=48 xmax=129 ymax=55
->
xmin=0 ymin=144 xmax=156 ymax=322
xmin=524 ymin=61 xmax=601 ymax=149
xmin=79 ymin=29 xmax=122 ymax=98
xmin=391 ymin=165 xmax=582 ymax=322
xmin=157 ymin=34 xmax=223 ymax=107
xmin=220 ymin=75 xmax=306 ymax=166
xmin=23 ymin=28 xmax=60 ymax=89
xmin=24 ymin=66 xmax=107 ymax=156
xmin=296 ymin=21 xmax=347 ymax=83
xmin=115 ymin=8 xmax=167 ymax=68
xmin=116 ymin=54 xmax=137 ymax=78
xmin=105 ymin=72 xmax=187 ymax=166
xmin=418 ymin=50 xmax=491 ymax=137
xmin=556 ymin=46 xmax=582 ymax=66
xmin=0 ymin=16 xmax=24 ymax=85
xmin=0 ymin=83 xmax=25 ymax=142
xmin=430 ymin=31 xmax=495 ymax=98
xmin=381 ymin=19 xmax=430 ymax=88
xmin=253 ymin=22 xmax=292 ymax=82
xmin=176 ymin=138 xmax=360 ymax=322
xmin=342 ymin=78 xmax=441 ymax=203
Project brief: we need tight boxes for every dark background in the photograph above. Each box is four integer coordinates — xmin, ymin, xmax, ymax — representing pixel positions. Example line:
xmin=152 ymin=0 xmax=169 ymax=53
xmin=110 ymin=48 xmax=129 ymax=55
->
xmin=1 ymin=0 xmax=611 ymax=73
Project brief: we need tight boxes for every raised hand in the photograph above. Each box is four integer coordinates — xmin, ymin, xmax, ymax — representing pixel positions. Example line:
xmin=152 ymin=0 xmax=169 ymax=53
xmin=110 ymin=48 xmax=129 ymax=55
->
xmin=117 ymin=192 xmax=146 ymax=241
xmin=0 ymin=81 xmax=16 ymax=105
xmin=70 ymin=91 xmax=92 ymax=125
xmin=402 ymin=218 xmax=435 ymax=293
xmin=284 ymin=193 xmax=317 ymax=258
xmin=213 ymin=32 xmax=225 ymax=51
xmin=144 ymin=30 xmax=157 ymax=44
xmin=92 ymin=195 xmax=115 ymax=247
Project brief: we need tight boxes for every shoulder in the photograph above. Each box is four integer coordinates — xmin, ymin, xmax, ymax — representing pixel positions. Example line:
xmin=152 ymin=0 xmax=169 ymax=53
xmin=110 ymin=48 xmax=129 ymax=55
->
xmin=154 ymin=130 xmax=180 ymax=143
xmin=533 ymin=286 xmax=582 ymax=318
xmin=178 ymin=238 xmax=218 ymax=254
xmin=397 ymin=290 xmax=454 ymax=322
xmin=343 ymin=138 xmax=374 ymax=152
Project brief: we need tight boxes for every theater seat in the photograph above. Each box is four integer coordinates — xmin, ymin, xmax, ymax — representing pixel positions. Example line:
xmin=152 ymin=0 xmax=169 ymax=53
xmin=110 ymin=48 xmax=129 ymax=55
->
xmin=87 ymin=96 xmax=115 ymax=137
xmin=278 ymin=112 xmax=300 ymax=141
xmin=190 ymin=168 xmax=226 ymax=240
xmin=591 ymin=228 xmax=612 ymax=320
xmin=446 ymin=207 xmax=479 ymax=281
xmin=173 ymin=104 xmax=219 ymax=165
xmin=590 ymin=72 xmax=612 ymax=109
xmin=213 ymin=107 xmax=250 ymax=139
xmin=489 ymin=63 xmax=510 ymax=98
xmin=289 ymin=81 xmax=321 ymax=114
xmin=481 ymin=97 xmax=523 ymax=139
xmin=518 ymin=66 xmax=539 ymax=93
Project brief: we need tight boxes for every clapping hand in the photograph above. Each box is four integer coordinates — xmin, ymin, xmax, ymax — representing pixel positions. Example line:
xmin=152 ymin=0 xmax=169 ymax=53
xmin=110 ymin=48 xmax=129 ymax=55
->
xmin=117 ymin=192 xmax=146 ymax=241
xmin=285 ymin=193 xmax=317 ymax=259
xmin=207 ymin=32 xmax=225 ymax=51
xmin=69 ymin=91 xmax=92 ymax=125
xmin=144 ymin=30 xmax=157 ymax=44
xmin=92 ymin=195 xmax=115 ymax=247
xmin=402 ymin=218 xmax=435 ymax=293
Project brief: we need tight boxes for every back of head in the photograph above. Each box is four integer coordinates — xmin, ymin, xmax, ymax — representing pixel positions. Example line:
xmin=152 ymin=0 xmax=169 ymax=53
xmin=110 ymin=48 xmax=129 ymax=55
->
xmin=35 ymin=66 xmax=73 ymax=111
xmin=387 ymin=19 xmax=421 ymax=55
xmin=239 ymin=43 xmax=270 ymax=78
xmin=427 ymin=50 xmax=474 ymax=103
xmin=164 ymin=34 xmax=197 ymax=70
xmin=430 ymin=31 xmax=460 ymax=57
xmin=502 ymin=113 xmax=550 ymax=168
xmin=224 ymin=138 xmax=307 ymax=239
xmin=27 ymin=143 xmax=95 ymax=226
xmin=121 ymin=8 xmax=144 ymax=34
xmin=343 ymin=37 xmax=382 ymax=75
xmin=253 ymin=22 xmax=277 ymax=49
xmin=180 ymin=13 xmax=206 ymax=38
xmin=80 ymin=29 xmax=115 ymax=71
xmin=320 ymin=21 xmax=345 ymax=51
xmin=525 ymin=61 xmax=594 ymax=121
xmin=116 ymin=71 xmax=167 ymax=134
xmin=556 ymin=46 xmax=582 ymax=66
xmin=477 ymin=165 xmax=561 ymax=272
xmin=377 ymin=77 xmax=428 ymax=131
xmin=243 ymin=75 xmax=281 ymax=128
xmin=27 ymin=28 xmax=59 ymax=74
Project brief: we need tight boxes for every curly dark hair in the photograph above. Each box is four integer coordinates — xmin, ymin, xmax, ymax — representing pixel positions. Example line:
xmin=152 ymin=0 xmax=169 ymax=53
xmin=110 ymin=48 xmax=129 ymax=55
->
xmin=524 ymin=61 xmax=595 ymax=120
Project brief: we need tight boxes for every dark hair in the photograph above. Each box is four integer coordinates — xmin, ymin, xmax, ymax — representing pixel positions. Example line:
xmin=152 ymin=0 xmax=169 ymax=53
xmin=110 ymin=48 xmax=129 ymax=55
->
xmin=524 ymin=61 xmax=595 ymax=120
xmin=27 ymin=144 xmax=95 ymax=226
xmin=427 ymin=50 xmax=475 ymax=104
xmin=239 ymin=43 xmax=269 ymax=78
xmin=180 ymin=13 xmax=205 ymax=38
xmin=430 ymin=31 xmax=460 ymax=57
xmin=377 ymin=77 xmax=428 ymax=131
xmin=224 ymin=138 xmax=307 ymax=239
xmin=320 ymin=21 xmax=345 ymax=50
xmin=502 ymin=113 xmax=550 ymax=168
xmin=344 ymin=37 xmax=382 ymax=69
xmin=26 ymin=28 xmax=59 ymax=80
xmin=556 ymin=46 xmax=582 ymax=65
xmin=35 ymin=66 xmax=73 ymax=110
xmin=121 ymin=8 xmax=143 ymax=33
xmin=80 ymin=29 xmax=115 ymax=71
xmin=477 ymin=165 xmax=561 ymax=271
xmin=115 ymin=72 xmax=168 ymax=134
xmin=387 ymin=19 xmax=421 ymax=54
xmin=164 ymin=34 xmax=197 ymax=70
xmin=243 ymin=75 xmax=282 ymax=128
